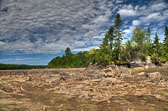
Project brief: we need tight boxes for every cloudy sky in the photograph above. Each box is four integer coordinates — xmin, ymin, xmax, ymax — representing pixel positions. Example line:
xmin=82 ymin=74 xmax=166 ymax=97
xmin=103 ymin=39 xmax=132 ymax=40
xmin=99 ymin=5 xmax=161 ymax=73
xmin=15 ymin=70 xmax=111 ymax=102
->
xmin=0 ymin=0 xmax=168 ymax=65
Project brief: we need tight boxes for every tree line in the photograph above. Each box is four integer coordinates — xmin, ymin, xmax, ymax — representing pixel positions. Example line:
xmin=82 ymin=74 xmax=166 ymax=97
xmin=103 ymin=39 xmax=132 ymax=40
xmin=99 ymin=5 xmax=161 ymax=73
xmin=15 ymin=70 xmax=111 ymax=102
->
xmin=0 ymin=63 xmax=46 ymax=70
xmin=49 ymin=13 xmax=168 ymax=68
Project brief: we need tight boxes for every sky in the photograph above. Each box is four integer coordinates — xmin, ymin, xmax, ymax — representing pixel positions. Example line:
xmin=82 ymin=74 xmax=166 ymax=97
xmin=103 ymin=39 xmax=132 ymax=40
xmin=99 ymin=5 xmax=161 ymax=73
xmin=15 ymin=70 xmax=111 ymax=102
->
xmin=0 ymin=0 xmax=168 ymax=65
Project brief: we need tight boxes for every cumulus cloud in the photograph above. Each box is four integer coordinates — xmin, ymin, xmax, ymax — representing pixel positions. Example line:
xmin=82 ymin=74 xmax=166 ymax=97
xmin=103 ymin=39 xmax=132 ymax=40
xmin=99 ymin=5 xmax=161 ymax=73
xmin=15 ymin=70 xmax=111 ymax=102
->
xmin=0 ymin=0 xmax=117 ymax=54
xmin=118 ymin=9 xmax=137 ymax=17
xmin=0 ymin=0 xmax=168 ymax=56
xmin=132 ymin=20 xmax=141 ymax=26
xmin=0 ymin=58 xmax=39 ymax=62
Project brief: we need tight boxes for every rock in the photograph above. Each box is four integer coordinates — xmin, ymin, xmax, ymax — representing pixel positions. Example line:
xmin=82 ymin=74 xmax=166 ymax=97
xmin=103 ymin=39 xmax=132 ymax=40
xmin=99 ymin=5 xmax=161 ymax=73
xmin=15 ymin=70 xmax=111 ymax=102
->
xmin=146 ymin=72 xmax=162 ymax=80
xmin=124 ymin=83 xmax=129 ymax=87
xmin=107 ymin=100 xmax=111 ymax=103
xmin=145 ymin=65 xmax=149 ymax=69
xmin=137 ymin=72 xmax=145 ymax=76
xmin=28 ymin=76 xmax=32 ymax=81
xmin=86 ymin=63 xmax=104 ymax=71
xmin=60 ymin=77 xmax=66 ymax=81
xmin=120 ymin=67 xmax=132 ymax=75
xmin=146 ymin=56 xmax=152 ymax=63
xmin=163 ymin=61 xmax=168 ymax=66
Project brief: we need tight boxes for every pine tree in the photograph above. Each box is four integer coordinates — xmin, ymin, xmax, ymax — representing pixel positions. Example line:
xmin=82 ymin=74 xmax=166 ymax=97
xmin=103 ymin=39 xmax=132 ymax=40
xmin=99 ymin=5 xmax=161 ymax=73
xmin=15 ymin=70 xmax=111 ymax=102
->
xmin=151 ymin=32 xmax=160 ymax=64
xmin=144 ymin=27 xmax=152 ymax=56
xmin=164 ymin=26 xmax=168 ymax=44
xmin=114 ymin=13 xmax=123 ymax=61
xmin=153 ymin=32 xmax=159 ymax=54
xmin=163 ymin=26 xmax=168 ymax=61
xmin=108 ymin=26 xmax=115 ymax=50
xmin=146 ymin=27 xmax=151 ymax=42
xmin=65 ymin=47 xmax=72 ymax=57
xmin=96 ymin=33 xmax=112 ymax=65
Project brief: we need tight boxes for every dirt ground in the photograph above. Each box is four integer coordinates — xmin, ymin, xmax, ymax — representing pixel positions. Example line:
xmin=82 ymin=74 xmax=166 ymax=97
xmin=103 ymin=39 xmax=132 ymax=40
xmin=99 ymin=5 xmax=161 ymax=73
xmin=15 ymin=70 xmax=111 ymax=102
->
xmin=0 ymin=67 xmax=168 ymax=111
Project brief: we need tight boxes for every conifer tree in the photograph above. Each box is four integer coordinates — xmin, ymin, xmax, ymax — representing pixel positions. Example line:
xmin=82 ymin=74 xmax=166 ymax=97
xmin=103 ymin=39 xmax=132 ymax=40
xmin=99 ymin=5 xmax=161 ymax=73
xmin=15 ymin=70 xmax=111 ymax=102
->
xmin=163 ymin=26 xmax=168 ymax=61
xmin=153 ymin=32 xmax=159 ymax=54
xmin=164 ymin=26 xmax=168 ymax=44
xmin=65 ymin=47 xmax=72 ymax=57
xmin=108 ymin=26 xmax=115 ymax=50
xmin=151 ymin=32 xmax=161 ymax=64
xmin=114 ymin=13 xmax=123 ymax=61
xmin=146 ymin=27 xmax=151 ymax=42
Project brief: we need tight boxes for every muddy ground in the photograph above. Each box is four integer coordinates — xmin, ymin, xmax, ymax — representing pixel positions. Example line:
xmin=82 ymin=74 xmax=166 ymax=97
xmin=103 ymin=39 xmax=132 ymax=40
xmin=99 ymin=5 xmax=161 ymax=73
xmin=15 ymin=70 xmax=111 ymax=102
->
xmin=0 ymin=67 xmax=168 ymax=111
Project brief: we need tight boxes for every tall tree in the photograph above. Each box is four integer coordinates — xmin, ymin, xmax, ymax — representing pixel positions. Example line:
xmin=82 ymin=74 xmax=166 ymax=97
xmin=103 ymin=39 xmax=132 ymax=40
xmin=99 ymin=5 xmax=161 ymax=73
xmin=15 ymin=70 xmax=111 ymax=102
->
xmin=65 ymin=47 xmax=72 ymax=57
xmin=108 ymin=26 xmax=115 ymax=50
xmin=151 ymin=32 xmax=161 ymax=64
xmin=162 ymin=26 xmax=168 ymax=61
xmin=164 ymin=26 xmax=168 ymax=44
xmin=144 ymin=27 xmax=152 ymax=56
xmin=114 ymin=13 xmax=123 ymax=61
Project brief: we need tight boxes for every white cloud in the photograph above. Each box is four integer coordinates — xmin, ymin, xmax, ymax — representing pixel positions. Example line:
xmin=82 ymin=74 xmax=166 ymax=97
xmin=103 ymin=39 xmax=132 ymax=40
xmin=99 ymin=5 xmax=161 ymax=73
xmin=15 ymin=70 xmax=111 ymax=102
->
xmin=0 ymin=0 xmax=168 ymax=55
xmin=132 ymin=20 xmax=141 ymax=26
xmin=118 ymin=9 xmax=137 ymax=17
xmin=115 ymin=0 xmax=124 ymax=4
xmin=151 ymin=2 xmax=167 ymax=11
xmin=123 ymin=26 xmax=136 ymax=34
xmin=0 ymin=0 xmax=116 ymax=54
xmin=0 ymin=58 xmax=39 ymax=62
xmin=0 ymin=41 xmax=5 ymax=46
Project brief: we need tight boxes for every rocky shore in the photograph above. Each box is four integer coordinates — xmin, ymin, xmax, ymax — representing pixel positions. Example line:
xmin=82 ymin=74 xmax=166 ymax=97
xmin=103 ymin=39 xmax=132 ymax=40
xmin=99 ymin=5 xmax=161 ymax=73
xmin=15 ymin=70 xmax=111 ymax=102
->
xmin=0 ymin=64 xmax=168 ymax=111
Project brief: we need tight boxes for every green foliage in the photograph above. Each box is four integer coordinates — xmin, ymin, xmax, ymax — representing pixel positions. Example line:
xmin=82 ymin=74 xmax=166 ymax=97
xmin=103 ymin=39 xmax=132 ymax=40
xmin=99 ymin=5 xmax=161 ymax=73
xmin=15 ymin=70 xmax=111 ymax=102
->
xmin=164 ymin=26 xmax=168 ymax=43
xmin=48 ymin=47 xmax=93 ymax=68
xmin=65 ymin=47 xmax=72 ymax=57
xmin=108 ymin=26 xmax=115 ymax=50
xmin=48 ymin=14 xmax=168 ymax=68
xmin=162 ymin=26 xmax=168 ymax=62
xmin=151 ymin=32 xmax=161 ymax=64
xmin=114 ymin=13 xmax=123 ymax=61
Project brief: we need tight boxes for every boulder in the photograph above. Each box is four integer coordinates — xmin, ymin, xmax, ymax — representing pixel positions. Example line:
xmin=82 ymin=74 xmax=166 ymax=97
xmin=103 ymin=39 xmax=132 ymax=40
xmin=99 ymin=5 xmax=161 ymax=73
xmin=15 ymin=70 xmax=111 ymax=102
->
xmin=86 ymin=63 xmax=104 ymax=71
xmin=164 ymin=61 xmax=168 ymax=66
xmin=146 ymin=72 xmax=162 ymax=80
xmin=119 ymin=67 xmax=132 ymax=75
xmin=146 ymin=56 xmax=152 ymax=63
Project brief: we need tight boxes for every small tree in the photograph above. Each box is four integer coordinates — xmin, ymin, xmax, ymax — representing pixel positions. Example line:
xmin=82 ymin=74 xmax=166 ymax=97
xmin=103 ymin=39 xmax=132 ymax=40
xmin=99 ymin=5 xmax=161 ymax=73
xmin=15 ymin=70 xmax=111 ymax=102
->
xmin=151 ymin=32 xmax=160 ymax=64
xmin=125 ymin=40 xmax=133 ymax=62
xmin=132 ymin=26 xmax=146 ymax=61
xmin=97 ymin=33 xmax=112 ymax=65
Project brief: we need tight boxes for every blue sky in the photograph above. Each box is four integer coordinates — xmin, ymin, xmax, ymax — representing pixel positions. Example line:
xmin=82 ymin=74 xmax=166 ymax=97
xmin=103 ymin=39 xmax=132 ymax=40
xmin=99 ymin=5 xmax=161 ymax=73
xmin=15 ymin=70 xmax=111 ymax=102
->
xmin=0 ymin=0 xmax=168 ymax=65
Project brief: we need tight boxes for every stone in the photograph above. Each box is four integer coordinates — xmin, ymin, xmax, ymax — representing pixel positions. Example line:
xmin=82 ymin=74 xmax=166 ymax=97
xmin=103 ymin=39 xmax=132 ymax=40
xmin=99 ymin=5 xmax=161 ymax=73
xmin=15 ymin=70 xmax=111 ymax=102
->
xmin=60 ymin=77 xmax=66 ymax=81
xmin=146 ymin=72 xmax=162 ymax=80
xmin=146 ymin=56 xmax=152 ymax=63
xmin=107 ymin=100 xmax=111 ymax=103
xmin=124 ymin=83 xmax=129 ymax=87
xmin=137 ymin=72 xmax=145 ymax=76
xmin=164 ymin=61 xmax=168 ymax=66
xmin=120 ymin=67 xmax=132 ymax=75
xmin=145 ymin=65 xmax=149 ymax=69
